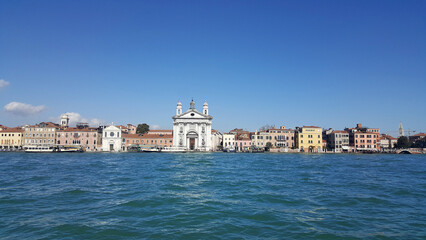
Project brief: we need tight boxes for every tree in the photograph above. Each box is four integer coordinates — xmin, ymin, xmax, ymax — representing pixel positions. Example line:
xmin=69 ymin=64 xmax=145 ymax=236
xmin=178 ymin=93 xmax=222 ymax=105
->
xmin=136 ymin=123 xmax=149 ymax=134
xmin=395 ymin=136 xmax=411 ymax=149
xmin=259 ymin=124 xmax=275 ymax=131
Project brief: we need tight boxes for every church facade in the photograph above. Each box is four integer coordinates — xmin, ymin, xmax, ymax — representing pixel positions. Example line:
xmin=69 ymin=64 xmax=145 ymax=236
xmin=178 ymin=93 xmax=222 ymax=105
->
xmin=102 ymin=125 xmax=123 ymax=152
xmin=172 ymin=100 xmax=213 ymax=151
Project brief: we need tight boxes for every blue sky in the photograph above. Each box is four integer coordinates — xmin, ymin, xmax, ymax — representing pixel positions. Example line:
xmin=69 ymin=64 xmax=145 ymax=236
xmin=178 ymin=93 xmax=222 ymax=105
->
xmin=0 ymin=0 xmax=425 ymax=135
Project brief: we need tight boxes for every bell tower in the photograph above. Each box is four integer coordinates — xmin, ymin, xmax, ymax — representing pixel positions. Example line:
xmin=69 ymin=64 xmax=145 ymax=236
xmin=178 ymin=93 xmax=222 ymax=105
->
xmin=176 ymin=100 xmax=182 ymax=115
xmin=61 ymin=114 xmax=69 ymax=127
xmin=203 ymin=100 xmax=208 ymax=115
xmin=399 ymin=122 xmax=404 ymax=137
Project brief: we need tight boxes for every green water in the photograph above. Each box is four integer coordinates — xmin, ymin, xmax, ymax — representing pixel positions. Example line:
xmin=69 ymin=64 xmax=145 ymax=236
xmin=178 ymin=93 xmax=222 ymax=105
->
xmin=0 ymin=153 xmax=425 ymax=239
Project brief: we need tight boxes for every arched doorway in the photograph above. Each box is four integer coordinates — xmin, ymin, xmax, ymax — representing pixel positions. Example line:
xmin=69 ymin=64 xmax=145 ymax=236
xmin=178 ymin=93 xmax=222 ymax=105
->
xmin=187 ymin=131 xmax=198 ymax=151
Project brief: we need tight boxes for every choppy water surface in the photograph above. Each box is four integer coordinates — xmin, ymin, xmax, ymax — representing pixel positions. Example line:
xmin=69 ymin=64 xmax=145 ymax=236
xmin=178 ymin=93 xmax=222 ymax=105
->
xmin=0 ymin=153 xmax=425 ymax=239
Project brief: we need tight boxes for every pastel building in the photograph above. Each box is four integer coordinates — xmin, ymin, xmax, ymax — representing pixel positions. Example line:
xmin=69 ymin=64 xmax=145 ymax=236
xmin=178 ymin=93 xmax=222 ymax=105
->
xmin=327 ymin=130 xmax=350 ymax=152
xmin=354 ymin=132 xmax=380 ymax=151
xmin=23 ymin=122 xmax=61 ymax=147
xmin=0 ymin=127 xmax=24 ymax=150
xmin=123 ymin=134 xmax=173 ymax=150
xmin=380 ymin=134 xmax=397 ymax=149
xmin=56 ymin=127 xmax=99 ymax=151
xmin=235 ymin=137 xmax=251 ymax=152
xmin=211 ymin=130 xmax=223 ymax=151
xmin=233 ymin=129 xmax=251 ymax=152
xmin=295 ymin=126 xmax=323 ymax=152
xmin=223 ymin=133 xmax=235 ymax=150
xmin=345 ymin=124 xmax=380 ymax=152
xmin=267 ymin=126 xmax=295 ymax=149
xmin=251 ymin=131 xmax=272 ymax=149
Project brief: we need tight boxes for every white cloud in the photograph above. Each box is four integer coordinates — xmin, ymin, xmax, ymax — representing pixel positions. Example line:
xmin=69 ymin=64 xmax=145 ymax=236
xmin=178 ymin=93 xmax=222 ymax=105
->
xmin=59 ymin=112 xmax=104 ymax=127
xmin=151 ymin=124 xmax=161 ymax=130
xmin=4 ymin=102 xmax=46 ymax=116
xmin=0 ymin=79 xmax=10 ymax=88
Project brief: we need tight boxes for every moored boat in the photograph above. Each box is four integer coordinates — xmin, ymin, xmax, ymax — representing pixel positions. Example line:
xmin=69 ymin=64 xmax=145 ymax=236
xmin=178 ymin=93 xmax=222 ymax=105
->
xmin=161 ymin=147 xmax=187 ymax=153
xmin=24 ymin=145 xmax=55 ymax=153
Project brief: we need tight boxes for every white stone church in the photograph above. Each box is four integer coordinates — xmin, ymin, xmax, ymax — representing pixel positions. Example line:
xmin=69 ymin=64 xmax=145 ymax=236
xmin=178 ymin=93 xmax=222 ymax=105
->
xmin=172 ymin=100 xmax=213 ymax=151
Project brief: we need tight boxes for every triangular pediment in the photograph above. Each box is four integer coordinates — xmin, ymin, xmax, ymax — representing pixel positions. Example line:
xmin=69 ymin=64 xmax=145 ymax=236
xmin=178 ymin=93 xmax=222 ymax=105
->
xmin=173 ymin=109 xmax=212 ymax=120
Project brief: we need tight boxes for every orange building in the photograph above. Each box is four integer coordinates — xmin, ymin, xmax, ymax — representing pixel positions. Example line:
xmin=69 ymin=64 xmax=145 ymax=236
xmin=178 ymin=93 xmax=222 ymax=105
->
xmin=123 ymin=133 xmax=173 ymax=150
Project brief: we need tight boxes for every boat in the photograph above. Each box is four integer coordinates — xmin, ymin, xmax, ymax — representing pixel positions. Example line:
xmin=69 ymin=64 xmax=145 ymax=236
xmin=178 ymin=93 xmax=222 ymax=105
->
xmin=57 ymin=146 xmax=83 ymax=153
xmin=24 ymin=145 xmax=55 ymax=153
xmin=141 ymin=147 xmax=161 ymax=152
xmin=223 ymin=148 xmax=236 ymax=153
xmin=161 ymin=147 xmax=187 ymax=153
xmin=56 ymin=145 xmax=83 ymax=153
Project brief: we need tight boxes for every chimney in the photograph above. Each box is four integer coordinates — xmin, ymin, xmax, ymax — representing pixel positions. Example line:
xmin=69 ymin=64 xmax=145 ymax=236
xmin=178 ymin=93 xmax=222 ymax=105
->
xmin=280 ymin=126 xmax=286 ymax=129
xmin=356 ymin=123 xmax=362 ymax=129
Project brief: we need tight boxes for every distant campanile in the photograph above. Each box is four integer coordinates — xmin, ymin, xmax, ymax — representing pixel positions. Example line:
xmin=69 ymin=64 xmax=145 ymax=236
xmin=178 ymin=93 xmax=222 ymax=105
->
xmin=399 ymin=122 xmax=404 ymax=137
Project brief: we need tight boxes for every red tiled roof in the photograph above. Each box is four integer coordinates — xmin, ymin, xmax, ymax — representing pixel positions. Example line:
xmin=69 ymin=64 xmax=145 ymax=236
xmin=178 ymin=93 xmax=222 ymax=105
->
xmin=411 ymin=133 xmax=426 ymax=137
xmin=0 ymin=127 xmax=24 ymax=133
xmin=58 ymin=127 xmax=97 ymax=132
xmin=332 ymin=130 xmax=348 ymax=134
xmin=124 ymin=134 xmax=173 ymax=139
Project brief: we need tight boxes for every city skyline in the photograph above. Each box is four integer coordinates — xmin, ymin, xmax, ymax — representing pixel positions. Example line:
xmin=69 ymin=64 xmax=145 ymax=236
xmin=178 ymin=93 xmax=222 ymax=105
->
xmin=1 ymin=0 xmax=425 ymax=135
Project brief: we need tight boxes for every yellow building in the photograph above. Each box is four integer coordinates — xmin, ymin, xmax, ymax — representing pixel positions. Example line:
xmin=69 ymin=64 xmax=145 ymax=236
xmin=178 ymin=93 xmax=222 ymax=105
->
xmin=0 ymin=127 xmax=24 ymax=150
xmin=295 ymin=126 xmax=323 ymax=152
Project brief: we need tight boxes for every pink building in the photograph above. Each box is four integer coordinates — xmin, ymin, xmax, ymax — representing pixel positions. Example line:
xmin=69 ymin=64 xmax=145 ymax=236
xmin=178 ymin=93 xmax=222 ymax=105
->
xmin=235 ymin=138 xmax=251 ymax=152
xmin=56 ymin=127 xmax=99 ymax=151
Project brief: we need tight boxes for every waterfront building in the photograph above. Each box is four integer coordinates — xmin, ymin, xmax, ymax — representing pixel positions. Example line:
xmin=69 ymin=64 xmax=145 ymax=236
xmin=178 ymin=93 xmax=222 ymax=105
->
xmin=102 ymin=125 xmax=123 ymax=152
xmin=380 ymin=134 xmax=397 ymax=149
xmin=211 ymin=130 xmax=223 ymax=151
xmin=267 ymin=126 xmax=295 ymax=149
xmin=23 ymin=122 xmax=61 ymax=147
xmin=223 ymin=133 xmax=236 ymax=150
xmin=0 ymin=127 xmax=24 ymax=150
xmin=345 ymin=124 xmax=380 ymax=152
xmin=354 ymin=132 xmax=380 ymax=151
xmin=251 ymin=131 xmax=271 ymax=149
xmin=56 ymin=127 xmax=99 ymax=151
xmin=172 ymin=100 xmax=213 ymax=151
xmin=327 ymin=130 xmax=349 ymax=152
xmin=409 ymin=133 xmax=425 ymax=143
xmin=295 ymin=126 xmax=323 ymax=152
xmin=123 ymin=133 xmax=173 ymax=150
xmin=235 ymin=137 xmax=251 ymax=152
